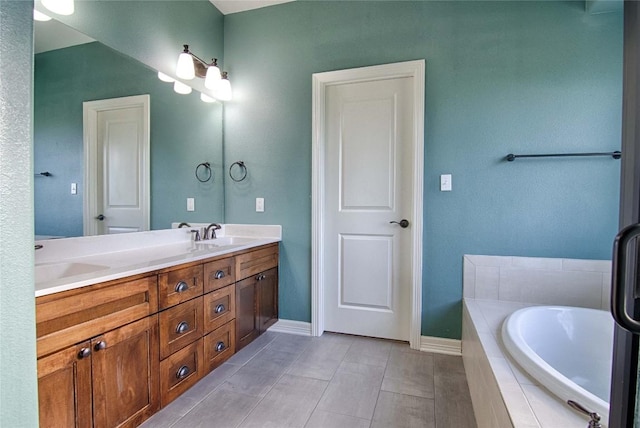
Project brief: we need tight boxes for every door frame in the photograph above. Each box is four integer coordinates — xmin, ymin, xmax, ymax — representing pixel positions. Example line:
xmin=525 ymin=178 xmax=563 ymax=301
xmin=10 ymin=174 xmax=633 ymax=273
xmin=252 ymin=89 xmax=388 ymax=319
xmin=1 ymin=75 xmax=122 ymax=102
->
xmin=311 ymin=60 xmax=425 ymax=349
xmin=82 ymin=94 xmax=150 ymax=236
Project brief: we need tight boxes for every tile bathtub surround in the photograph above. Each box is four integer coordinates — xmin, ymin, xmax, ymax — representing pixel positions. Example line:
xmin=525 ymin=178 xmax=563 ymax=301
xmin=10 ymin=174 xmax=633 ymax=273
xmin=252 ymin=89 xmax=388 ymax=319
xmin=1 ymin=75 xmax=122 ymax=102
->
xmin=463 ymin=255 xmax=612 ymax=310
xmin=140 ymin=332 xmax=477 ymax=428
xmin=463 ymin=299 xmax=595 ymax=428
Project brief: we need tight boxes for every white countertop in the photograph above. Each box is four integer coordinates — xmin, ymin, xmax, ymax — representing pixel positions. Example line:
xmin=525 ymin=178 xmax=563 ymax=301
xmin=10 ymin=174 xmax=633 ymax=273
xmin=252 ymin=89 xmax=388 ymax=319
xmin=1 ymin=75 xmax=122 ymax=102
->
xmin=35 ymin=224 xmax=282 ymax=297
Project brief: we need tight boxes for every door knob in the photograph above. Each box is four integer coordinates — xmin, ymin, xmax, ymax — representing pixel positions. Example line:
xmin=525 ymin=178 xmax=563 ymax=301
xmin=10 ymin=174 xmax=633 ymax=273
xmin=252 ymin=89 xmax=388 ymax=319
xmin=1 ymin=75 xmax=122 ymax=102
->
xmin=96 ymin=214 xmax=105 ymax=221
xmin=390 ymin=219 xmax=409 ymax=228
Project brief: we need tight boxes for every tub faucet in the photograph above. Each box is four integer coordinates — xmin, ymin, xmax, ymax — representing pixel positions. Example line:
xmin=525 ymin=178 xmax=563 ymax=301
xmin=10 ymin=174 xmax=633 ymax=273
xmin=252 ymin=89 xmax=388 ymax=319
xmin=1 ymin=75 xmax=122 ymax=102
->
xmin=567 ymin=400 xmax=601 ymax=428
xmin=204 ymin=223 xmax=222 ymax=240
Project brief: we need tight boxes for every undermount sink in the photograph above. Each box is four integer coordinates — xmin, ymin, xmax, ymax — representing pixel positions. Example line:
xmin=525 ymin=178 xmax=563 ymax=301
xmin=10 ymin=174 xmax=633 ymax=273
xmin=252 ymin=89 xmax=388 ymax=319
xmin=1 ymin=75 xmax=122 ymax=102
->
xmin=195 ymin=236 xmax=256 ymax=247
xmin=35 ymin=262 xmax=110 ymax=284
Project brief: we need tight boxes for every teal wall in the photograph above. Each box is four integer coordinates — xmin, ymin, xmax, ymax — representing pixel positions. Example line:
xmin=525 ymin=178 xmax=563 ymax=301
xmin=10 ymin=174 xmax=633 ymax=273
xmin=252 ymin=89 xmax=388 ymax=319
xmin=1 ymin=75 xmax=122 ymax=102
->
xmin=0 ymin=0 xmax=39 ymax=425
xmin=34 ymin=42 xmax=224 ymax=237
xmin=223 ymin=1 xmax=623 ymax=338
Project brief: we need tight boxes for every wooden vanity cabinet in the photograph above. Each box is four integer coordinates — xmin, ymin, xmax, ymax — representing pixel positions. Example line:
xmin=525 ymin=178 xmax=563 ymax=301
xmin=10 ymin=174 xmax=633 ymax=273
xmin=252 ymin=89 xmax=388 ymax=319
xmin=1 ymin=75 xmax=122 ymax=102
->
xmin=258 ymin=267 xmax=279 ymax=333
xmin=37 ymin=316 xmax=159 ymax=428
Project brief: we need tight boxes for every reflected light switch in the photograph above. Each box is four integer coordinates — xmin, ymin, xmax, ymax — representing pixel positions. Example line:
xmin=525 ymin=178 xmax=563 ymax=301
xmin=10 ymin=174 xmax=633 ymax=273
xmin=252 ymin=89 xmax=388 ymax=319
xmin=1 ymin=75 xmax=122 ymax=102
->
xmin=440 ymin=174 xmax=452 ymax=192
xmin=187 ymin=198 xmax=195 ymax=211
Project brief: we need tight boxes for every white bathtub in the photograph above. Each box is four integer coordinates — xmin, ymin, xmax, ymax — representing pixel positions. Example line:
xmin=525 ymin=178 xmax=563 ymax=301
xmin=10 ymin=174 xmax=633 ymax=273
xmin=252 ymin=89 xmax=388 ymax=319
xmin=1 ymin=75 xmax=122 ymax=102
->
xmin=502 ymin=306 xmax=614 ymax=424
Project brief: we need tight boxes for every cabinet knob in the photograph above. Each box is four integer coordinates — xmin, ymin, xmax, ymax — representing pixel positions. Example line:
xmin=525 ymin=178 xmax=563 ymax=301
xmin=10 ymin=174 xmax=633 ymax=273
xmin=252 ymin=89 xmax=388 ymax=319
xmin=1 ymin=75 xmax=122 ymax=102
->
xmin=175 ymin=281 xmax=189 ymax=293
xmin=256 ymin=274 xmax=266 ymax=281
xmin=176 ymin=365 xmax=190 ymax=379
xmin=215 ymin=270 xmax=225 ymax=280
xmin=94 ymin=341 xmax=107 ymax=351
xmin=214 ymin=304 xmax=226 ymax=314
xmin=78 ymin=347 xmax=91 ymax=359
xmin=175 ymin=321 xmax=190 ymax=334
xmin=215 ymin=341 xmax=226 ymax=352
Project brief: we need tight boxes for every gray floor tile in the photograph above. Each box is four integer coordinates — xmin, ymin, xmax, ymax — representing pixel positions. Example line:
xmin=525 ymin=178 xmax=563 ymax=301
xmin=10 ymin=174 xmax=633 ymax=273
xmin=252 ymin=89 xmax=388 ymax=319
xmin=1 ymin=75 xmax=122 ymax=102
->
xmin=218 ymin=365 xmax=281 ymax=398
xmin=343 ymin=336 xmax=392 ymax=367
xmin=239 ymin=374 xmax=328 ymax=428
xmin=338 ymin=361 xmax=385 ymax=383
xmin=243 ymin=347 xmax=299 ymax=375
xmin=316 ymin=368 xmax=382 ymax=419
xmin=286 ymin=352 xmax=343 ymax=381
xmin=264 ymin=332 xmax=313 ymax=356
xmin=304 ymin=409 xmax=371 ymax=428
xmin=381 ymin=350 xmax=435 ymax=398
xmin=371 ymin=391 xmax=435 ymax=428
xmin=226 ymin=332 xmax=278 ymax=365
xmin=172 ymin=390 xmax=260 ymax=428
xmin=181 ymin=362 xmax=242 ymax=402
xmin=434 ymin=370 xmax=477 ymax=428
xmin=434 ymin=353 xmax=466 ymax=375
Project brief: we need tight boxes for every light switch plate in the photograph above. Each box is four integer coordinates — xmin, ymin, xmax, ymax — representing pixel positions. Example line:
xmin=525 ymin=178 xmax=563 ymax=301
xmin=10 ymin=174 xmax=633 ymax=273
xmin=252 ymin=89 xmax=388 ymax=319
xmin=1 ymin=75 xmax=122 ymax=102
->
xmin=71 ymin=183 xmax=77 ymax=195
xmin=440 ymin=174 xmax=452 ymax=192
xmin=187 ymin=198 xmax=195 ymax=211
xmin=256 ymin=197 xmax=264 ymax=212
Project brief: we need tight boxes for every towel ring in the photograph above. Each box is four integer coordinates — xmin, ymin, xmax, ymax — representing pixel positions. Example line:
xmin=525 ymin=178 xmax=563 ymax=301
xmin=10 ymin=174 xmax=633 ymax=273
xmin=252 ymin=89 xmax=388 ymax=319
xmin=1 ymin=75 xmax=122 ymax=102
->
xmin=195 ymin=162 xmax=213 ymax=183
xmin=229 ymin=161 xmax=247 ymax=182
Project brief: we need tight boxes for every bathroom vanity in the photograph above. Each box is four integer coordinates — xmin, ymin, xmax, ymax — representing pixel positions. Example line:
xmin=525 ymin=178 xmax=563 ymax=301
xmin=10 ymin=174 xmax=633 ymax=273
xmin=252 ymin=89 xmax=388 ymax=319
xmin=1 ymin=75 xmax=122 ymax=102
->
xmin=34 ymin=226 xmax=280 ymax=428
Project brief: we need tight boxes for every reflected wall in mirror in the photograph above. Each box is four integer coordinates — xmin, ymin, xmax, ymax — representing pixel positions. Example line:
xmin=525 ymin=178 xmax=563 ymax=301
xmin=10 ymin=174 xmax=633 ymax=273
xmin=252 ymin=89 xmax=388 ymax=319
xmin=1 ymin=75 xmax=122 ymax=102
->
xmin=34 ymin=24 xmax=224 ymax=238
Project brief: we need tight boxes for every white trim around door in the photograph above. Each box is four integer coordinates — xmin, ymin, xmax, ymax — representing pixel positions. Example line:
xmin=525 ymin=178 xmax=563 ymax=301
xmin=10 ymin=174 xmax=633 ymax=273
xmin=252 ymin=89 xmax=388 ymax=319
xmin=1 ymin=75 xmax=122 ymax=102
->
xmin=311 ymin=60 xmax=425 ymax=350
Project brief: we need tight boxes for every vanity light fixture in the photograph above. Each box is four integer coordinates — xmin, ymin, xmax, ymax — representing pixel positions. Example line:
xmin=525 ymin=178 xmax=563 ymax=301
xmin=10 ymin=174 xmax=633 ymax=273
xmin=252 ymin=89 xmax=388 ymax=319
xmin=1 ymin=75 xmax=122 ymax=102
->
xmin=176 ymin=44 xmax=222 ymax=82
xmin=157 ymin=72 xmax=175 ymax=83
xmin=41 ymin=0 xmax=74 ymax=16
xmin=33 ymin=10 xmax=52 ymax=21
xmin=173 ymin=80 xmax=192 ymax=95
xmin=212 ymin=72 xmax=232 ymax=101
xmin=200 ymin=93 xmax=217 ymax=103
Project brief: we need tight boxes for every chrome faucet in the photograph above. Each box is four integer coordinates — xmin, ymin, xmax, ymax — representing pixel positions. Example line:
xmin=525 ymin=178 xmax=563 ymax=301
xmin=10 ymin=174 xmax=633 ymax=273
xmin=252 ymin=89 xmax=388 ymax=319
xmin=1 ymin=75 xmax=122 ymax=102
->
xmin=203 ymin=223 xmax=222 ymax=240
xmin=178 ymin=222 xmax=191 ymax=228
xmin=190 ymin=229 xmax=202 ymax=241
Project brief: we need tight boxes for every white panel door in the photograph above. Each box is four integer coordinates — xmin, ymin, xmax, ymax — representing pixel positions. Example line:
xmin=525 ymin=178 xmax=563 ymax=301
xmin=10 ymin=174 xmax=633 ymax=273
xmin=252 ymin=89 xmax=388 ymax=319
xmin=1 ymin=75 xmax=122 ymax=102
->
xmin=96 ymin=106 xmax=146 ymax=234
xmin=84 ymin=95 xmax=150 ymax=236
xmin=324 ymin=76 xmax=413 ymax=341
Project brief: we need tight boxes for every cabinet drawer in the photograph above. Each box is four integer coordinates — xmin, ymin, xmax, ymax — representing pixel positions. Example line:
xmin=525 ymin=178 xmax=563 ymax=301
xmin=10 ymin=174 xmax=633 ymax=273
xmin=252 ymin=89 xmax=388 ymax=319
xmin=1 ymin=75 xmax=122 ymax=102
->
xmin=160 ymin=338 xmax=204 ymax=407
xmin=36 ymin=275 xmax=158 ymax=358
xmin=159 ymin=297 xmax=204 ymax=359
xmin=204 ymin=257 xmax=235 ymax=293
xmin=204 ymin=285 xmax=236 ymax=333
xmin=204 ymin=321 xmax=236 ymax=372
xmin=235 ymin=245 xmax=278 ymax=281
xmin=158 ymin=265 xmax=203 ymax=309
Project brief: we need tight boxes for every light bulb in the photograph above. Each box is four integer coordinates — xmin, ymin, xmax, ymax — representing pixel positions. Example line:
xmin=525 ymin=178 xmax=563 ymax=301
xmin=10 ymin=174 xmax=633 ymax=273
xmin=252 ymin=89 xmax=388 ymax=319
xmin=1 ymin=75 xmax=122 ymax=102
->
xmin=33 ymin=10 xmax=52 ymax=21
xmin=41 ymin=0 xmax=74 ymax=15
xmin=204 ymin=61 xmax=221 ymax=89
xmin=200 ymin=93 xmax=217 ymax=103
xmin=173 ymin=81 xmax=192 ymax=95
xmin=176 ymin=45 xmax=195 ymax=80
xmin=157 ymin=72 xmax=175 ymax=83
xmin=213 ymin=72 xmax=232 ymax=101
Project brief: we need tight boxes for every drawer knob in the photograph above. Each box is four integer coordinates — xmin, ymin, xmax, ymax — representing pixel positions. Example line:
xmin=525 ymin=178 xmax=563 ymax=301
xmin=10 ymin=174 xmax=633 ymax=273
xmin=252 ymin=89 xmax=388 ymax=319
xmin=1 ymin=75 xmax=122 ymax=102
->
xmin=215 ymin=270 xmax=225 ymax=279
xmin=214 ymin=304 xmax=226 ymax=314
xmin=175 ymin=321 xmax=190 ymax=334
xmin=176 ymin=365 xmax=190 ymax=379
xmin=94 ymin=341 xmax=107 ymax=352
xmin=78 ymin=348 xmax=91 ymax=359
xmin=256 ymin=274 xmax=266 ymax=281
xmin=175 ymin=281 xmax=189 ymax=293
xmin=215 ymin=341 xmax=226 ymax=352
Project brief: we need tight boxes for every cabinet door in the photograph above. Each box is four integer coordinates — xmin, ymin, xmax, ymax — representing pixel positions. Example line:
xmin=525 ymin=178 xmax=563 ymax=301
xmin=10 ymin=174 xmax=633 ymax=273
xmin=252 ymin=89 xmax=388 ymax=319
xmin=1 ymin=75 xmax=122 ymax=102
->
xmin=92 ymin=315 xmax=160 ymax=428
xmin=37 ymin=341 xmax=92 ymax=428
xmin=235 ymin=276 xmax=259 ymax=351
xmin=258 ymin=268 xmax=279 ymax=333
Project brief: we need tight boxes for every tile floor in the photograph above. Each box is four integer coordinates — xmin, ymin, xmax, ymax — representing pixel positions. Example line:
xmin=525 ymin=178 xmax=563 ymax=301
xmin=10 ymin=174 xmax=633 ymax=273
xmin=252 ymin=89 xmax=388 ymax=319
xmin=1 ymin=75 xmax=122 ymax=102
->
xmin=140 ymin=332 xmax=477 ymax=428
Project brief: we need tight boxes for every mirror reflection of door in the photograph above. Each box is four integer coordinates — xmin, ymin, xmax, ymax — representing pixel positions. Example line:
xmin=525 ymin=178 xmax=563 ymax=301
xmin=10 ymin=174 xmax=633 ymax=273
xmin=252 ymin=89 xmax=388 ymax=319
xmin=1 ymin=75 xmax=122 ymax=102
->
xmin=83 ymin=95 xmax=150 ymax=235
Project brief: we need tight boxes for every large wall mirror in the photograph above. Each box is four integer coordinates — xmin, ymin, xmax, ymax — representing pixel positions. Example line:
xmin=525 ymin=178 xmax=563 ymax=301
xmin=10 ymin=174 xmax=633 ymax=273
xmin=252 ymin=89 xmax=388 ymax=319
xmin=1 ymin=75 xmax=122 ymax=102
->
xmin=34 ymin=17 xmax=224 ymax=239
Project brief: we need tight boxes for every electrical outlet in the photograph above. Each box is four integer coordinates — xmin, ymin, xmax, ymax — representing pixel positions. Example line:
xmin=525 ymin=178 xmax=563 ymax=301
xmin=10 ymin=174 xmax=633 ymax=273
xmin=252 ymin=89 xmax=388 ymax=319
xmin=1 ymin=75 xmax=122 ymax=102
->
xmin=187 ymin=198 xmax=195 ymax=211
xmin=256 ymin=197 xmax=265 ymax=212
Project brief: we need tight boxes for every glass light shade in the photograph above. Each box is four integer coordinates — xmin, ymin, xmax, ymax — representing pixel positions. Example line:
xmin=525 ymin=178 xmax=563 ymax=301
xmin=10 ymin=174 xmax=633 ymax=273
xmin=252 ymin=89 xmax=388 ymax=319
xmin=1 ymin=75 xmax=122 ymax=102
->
xmin=157 ymin=72 xmax=175 ymax=83
xmin=214 ymin=79 xmax=232 ymax=102
xmin=176 ymin=52 xmax=195 ymax=80
xmin=173 ymin=81 xmax=192 ymax=95
xmin=41 ymin=0 xmax=74 ymax=15
xmin=33 ymin=10 xmax=52 ymax=21
xmin=204 ymin=65 xmax=221 ymax=89
xmin=200 ymin=93 xmax=217 ymax=103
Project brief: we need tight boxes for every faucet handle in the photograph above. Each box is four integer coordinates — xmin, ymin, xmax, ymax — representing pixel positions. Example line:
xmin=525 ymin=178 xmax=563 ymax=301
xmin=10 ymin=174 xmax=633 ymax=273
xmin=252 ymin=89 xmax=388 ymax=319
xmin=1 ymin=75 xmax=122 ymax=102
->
xmin=190 ymin=229 xmax=201 ymax=241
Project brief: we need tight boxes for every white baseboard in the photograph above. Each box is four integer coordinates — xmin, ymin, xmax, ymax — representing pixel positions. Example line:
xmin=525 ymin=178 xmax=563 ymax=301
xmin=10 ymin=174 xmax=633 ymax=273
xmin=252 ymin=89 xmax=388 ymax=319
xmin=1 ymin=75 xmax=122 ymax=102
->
xmin=420 ymin=335 xmax=462 ymax=356
xmin=267 ymin=319 xmax=312 ymax=336
xmin=269 ymin=320 xmax=462 ymax=356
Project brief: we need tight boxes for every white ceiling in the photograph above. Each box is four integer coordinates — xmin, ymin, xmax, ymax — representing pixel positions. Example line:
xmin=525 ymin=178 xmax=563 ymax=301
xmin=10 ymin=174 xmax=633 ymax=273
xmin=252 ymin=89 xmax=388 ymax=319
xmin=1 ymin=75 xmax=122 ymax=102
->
xmin=209 ymin=0 xmax=294 ymax=15
xmin=34 ymin=17 xmax=95 ymax=54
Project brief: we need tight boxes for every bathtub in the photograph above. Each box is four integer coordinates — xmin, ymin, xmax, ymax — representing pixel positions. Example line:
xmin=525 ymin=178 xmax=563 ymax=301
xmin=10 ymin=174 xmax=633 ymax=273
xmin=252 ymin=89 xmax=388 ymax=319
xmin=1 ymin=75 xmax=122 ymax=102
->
xmin=502 ymin=306 xmax=614 ymax=424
